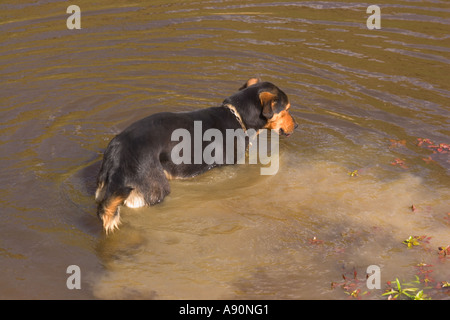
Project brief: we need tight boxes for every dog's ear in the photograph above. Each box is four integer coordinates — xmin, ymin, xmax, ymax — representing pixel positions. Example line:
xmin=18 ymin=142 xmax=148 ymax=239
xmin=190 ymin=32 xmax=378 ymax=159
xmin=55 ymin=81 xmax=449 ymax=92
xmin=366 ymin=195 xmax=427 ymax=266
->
xmin=259 ymin=91 xmax=276 ymax=119
xmin=239 ymin=77 xmax=260 ymax=90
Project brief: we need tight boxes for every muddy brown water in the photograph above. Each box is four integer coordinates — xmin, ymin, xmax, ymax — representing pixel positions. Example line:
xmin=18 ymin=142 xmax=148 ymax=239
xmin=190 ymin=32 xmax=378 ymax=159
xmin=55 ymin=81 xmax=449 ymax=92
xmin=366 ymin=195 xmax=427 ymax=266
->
xmin=0 ymin=0 xmax=449 ymax=299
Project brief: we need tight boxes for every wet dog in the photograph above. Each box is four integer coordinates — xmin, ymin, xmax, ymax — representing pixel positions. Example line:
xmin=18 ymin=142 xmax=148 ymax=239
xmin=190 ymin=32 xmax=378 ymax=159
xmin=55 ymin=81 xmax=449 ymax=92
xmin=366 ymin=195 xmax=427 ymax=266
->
xmin=95 ymin=78 xmax=297 ymax=233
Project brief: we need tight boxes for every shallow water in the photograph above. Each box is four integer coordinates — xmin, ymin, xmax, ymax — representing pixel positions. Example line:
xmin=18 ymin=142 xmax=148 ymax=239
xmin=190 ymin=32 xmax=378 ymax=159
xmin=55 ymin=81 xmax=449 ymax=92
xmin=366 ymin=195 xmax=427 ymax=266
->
xmin=0 ymin=0 xmax=449 ymax=299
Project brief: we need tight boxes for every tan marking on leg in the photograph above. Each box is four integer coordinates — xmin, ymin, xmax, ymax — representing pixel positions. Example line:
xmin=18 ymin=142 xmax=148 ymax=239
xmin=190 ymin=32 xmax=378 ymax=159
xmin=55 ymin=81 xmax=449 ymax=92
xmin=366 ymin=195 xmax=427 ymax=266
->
xmin=164 ymin=170 xmax=179 ymax=180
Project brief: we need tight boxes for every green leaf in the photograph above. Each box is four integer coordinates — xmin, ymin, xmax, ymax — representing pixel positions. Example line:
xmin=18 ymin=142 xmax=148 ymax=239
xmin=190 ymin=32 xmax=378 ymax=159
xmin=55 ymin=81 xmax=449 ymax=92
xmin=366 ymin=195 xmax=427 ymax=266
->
xmin=414 ymin=290 xmax=423 ymax=300
xmin=396 ymin=278 xmax=401 ymax=291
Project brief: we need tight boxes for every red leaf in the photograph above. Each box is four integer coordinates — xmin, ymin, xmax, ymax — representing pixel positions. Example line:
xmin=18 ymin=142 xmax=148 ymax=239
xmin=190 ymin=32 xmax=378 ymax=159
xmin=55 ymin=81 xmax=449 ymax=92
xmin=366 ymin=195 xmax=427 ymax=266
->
xmin=389 ymin=139 xmax=406 ymax=148
xmin=391 ymin=158 xmax=408 ymax=169
xmin=422 ymin=156 xmax=435 ymax=164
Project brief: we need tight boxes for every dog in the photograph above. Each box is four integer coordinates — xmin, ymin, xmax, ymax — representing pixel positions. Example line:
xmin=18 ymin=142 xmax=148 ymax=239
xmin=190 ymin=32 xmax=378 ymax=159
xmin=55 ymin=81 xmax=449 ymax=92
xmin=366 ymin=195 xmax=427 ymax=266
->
xmin=95 ymin=78 xmax=297 ymax=233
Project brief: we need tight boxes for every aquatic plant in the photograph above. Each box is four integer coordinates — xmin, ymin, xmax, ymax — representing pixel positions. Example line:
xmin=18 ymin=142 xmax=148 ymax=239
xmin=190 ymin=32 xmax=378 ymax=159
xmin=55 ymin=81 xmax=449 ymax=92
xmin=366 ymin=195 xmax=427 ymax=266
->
xmin=382 ymin=277 xmax=429 ymax=300
xmin=390 ymin=158 xmax=408 ymax=169
xmin=331 ymin=269 xmax=370 ymax=300
xmin=402 ymin=235 xmax=431 ymax=248
xmin=348 ymin=170 xmax=358 ymax=177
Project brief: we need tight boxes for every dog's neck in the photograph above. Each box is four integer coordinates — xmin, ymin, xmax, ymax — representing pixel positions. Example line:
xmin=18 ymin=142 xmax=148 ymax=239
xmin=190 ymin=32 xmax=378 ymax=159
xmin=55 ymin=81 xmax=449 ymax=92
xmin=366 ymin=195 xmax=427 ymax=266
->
xmin=223 ymin=104 xmax=247 ymax=132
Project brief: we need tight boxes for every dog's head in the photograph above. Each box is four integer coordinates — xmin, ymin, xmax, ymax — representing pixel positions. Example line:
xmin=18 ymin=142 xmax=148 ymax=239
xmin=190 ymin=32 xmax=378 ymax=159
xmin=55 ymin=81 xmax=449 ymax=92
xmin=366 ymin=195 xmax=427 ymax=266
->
xmin=225 ymin=78 xmax=297 ymax=136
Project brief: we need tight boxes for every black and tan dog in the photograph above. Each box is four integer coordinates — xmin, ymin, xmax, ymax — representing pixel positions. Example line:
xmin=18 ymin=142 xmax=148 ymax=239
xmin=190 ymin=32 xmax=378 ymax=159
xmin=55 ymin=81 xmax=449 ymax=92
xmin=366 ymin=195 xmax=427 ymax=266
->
xmin=95 ymin=78 xmax=297 ymax=233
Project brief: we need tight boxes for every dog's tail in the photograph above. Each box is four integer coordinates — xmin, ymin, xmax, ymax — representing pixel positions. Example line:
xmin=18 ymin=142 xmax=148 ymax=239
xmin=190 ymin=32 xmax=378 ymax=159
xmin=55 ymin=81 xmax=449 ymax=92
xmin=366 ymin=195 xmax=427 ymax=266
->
xmin=95 ymin=137 xmax=132 ymax=234
xmin=97 ymin=185 xmax=133 ymax=234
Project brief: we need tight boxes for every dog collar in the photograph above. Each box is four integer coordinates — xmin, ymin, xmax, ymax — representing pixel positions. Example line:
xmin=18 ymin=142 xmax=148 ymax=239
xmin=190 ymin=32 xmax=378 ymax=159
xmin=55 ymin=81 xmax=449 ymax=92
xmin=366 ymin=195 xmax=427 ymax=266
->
xmin=223 ymin=104 xmax=247 ymax=132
